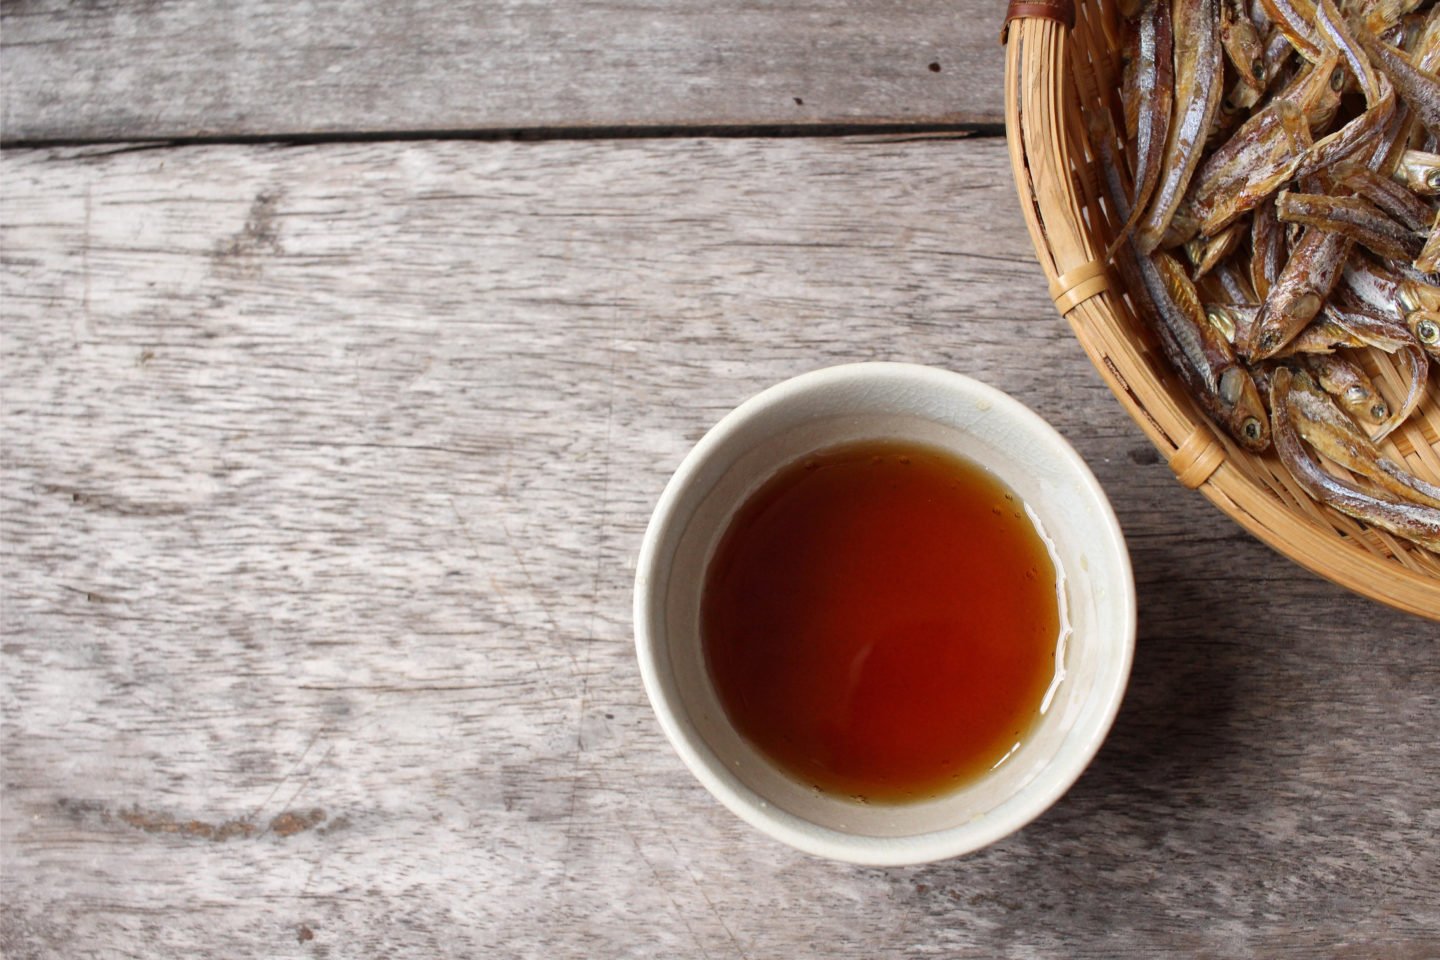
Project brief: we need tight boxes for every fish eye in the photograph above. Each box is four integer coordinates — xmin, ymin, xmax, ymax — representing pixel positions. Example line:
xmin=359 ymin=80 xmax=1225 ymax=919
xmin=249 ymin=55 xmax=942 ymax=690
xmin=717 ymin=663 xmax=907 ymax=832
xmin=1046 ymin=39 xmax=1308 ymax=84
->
xmin=1252 ymin=59 xmax=1266 ymax=80
xmin=1330 ymin=68 xmax=1345 ymax=91
xmin=1371 ymin=403 xmax=1389 ymax=421
xmin=1242 ymin=418 xmax=1263 ymax=441
xmin=1344 ymin=385 xmax=1367 ymax=403
xmin=1419 ymin=319 xmax=1440 ymax=344
xmin=1429 ymin=170 xmax=1440 ymax=191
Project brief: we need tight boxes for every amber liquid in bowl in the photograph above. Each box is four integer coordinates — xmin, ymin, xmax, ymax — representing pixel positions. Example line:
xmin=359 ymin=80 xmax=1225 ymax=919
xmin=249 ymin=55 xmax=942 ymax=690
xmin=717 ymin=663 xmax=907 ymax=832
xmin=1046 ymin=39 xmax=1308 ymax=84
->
xmin=701 ymin=439 xmax=1062 ymax=803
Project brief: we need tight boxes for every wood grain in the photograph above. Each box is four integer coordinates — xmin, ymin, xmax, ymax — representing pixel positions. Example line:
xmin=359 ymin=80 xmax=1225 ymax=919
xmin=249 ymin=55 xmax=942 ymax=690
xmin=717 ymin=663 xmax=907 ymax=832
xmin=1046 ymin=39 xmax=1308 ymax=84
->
xmin=2 ymin=137 xmax=1438 ymax=958
xmin=0 ymin=0 xmax=1001 ymax=143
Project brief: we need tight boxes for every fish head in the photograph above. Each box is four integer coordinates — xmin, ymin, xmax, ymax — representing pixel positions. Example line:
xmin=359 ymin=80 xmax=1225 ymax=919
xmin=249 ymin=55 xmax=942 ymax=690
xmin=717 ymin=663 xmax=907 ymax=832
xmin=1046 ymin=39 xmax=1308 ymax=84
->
xmin=1244 ymin=292 xmax=1323 ymax=360
xmin=1219 ymin=365 xmax=1272 ymax=452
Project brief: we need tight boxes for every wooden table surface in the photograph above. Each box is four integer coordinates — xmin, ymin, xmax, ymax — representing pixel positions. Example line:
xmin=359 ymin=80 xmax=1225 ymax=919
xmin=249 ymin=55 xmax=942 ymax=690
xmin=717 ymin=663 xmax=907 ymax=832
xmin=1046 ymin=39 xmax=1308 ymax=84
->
xmin=2 ymin=3 xmax=1438 ymax=957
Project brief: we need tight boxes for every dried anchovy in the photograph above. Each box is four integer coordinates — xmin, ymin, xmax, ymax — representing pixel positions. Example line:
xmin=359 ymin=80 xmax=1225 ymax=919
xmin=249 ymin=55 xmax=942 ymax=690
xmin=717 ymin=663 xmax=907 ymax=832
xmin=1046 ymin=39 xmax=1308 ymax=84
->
xmin=1258 ymin=0 xmax=1325 ymax=61
xmin=1243 ymin=226 xmax=1352 ymax=359
xmin=1397 ymin=148 xmax=1440 ymax=193
xmin=1135 ymin=0 xmax=1225 ymax=253
xmin=1222 ymin=0 xmax=1269 ymax=88
xmin=1112 ymin=0 xmax=1175 ymax=255
xmin=1360 ymin=30 xmax=1440 ymax=140
xmin=1190 ymin=98 xmax=1312 ymax=236
xmin=1342 ymin=165 xmax=1433 ymax=231
xmin=1251 ymin=198 xmax=1287 ymax=297
xmin=1275 ymin=190 xmax=1423 ymax=260
xmin=1136 ymin=250 xmax=1273 ymax=449
xmin=1303 ymin=351 xmax=1390 ymax=425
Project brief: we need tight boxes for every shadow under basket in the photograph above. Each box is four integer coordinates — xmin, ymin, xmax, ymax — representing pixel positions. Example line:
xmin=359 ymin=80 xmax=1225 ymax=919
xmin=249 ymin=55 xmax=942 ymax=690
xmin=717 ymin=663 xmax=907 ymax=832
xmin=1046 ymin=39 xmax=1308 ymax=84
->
xmin=1001 ymin=0 xmax=1440 ymax=620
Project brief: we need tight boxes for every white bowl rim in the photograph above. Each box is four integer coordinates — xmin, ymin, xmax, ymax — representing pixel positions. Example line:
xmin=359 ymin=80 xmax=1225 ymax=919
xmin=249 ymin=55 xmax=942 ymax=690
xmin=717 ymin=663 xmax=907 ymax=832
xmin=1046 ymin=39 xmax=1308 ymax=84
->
xmin=633 ymin=361 xmax=1137 ymax=865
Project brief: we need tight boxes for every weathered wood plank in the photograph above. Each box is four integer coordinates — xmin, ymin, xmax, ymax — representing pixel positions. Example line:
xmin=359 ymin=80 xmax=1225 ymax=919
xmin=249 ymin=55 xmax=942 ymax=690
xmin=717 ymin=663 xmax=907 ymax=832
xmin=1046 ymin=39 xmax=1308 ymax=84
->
xmin=0 ymin=0 xmax=1000 ymax=143
xmin=2 ymin=138 xmax=1438 ymax=958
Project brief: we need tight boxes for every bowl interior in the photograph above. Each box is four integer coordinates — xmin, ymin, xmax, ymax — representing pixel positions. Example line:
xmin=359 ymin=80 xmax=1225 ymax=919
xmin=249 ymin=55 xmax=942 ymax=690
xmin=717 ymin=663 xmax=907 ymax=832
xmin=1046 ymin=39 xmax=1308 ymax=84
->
xmin=637 ymin=363 xmax=1134 ymax=862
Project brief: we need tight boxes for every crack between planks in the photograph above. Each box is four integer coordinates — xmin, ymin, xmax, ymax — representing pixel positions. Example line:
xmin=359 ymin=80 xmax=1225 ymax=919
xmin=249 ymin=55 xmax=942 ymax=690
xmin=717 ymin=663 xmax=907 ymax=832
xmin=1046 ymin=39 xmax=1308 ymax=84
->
xmin=0 ymin=121 xmax=1007 ymax=152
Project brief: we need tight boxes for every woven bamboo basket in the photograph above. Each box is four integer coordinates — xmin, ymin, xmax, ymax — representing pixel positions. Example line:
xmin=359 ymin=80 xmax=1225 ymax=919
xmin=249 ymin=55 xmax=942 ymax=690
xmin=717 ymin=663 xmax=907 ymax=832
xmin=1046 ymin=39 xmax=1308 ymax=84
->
xmin=1002 ymin=0 xmax=1440 ymax=620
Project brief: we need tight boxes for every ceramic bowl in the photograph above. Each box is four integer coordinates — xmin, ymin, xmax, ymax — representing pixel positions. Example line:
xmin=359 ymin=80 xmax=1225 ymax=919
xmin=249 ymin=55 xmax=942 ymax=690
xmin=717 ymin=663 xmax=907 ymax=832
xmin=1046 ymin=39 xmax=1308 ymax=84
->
xmin=634 ymin=362 xmax=1135 ymax=865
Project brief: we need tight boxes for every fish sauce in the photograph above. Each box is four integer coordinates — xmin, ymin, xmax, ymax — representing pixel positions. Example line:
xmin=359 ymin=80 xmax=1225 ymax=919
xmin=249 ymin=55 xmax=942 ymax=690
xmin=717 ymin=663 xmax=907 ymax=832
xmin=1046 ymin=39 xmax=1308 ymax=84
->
xmin=701 ymin=440 xmax=1061 ymax=803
